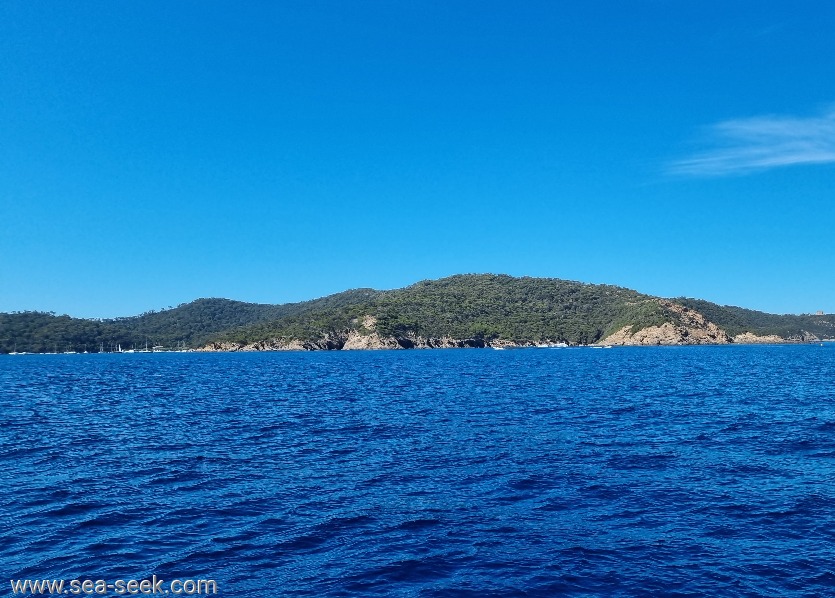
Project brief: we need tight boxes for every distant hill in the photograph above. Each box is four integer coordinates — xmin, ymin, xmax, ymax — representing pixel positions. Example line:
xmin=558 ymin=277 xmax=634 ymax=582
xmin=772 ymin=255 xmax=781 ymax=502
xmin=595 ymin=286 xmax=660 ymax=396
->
xmin=674 ymin=298 xmax=833 ymax=339
xmin=214 ymin=274 xmax=671 ymax=347
xmin=0 ymin=290 xmax=379 ymax=353
xmin=1 ymin=275 xmax=833 ymax=353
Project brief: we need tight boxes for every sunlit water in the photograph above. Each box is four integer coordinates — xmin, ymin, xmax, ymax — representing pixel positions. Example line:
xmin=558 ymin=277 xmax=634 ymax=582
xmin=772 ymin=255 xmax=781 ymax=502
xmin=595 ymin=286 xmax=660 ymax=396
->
xmin=2 ymin=345 xmax=835 ymax=596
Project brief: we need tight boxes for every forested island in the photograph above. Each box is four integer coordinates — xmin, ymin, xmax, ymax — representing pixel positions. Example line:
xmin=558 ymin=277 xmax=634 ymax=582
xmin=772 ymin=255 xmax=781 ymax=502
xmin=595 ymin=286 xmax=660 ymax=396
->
xmin=1 ymin=275 xmax=833 ymax=353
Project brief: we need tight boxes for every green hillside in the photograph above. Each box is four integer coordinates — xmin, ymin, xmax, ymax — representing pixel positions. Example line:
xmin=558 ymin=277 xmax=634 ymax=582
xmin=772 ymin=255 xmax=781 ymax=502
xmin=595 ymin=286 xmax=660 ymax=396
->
xmin=0 ymin=290 xmax=378 ymax=353
xmin=217 ymin=274 xmax=674 ymax=346
xmin=675 ymin=298 xmax=835 ymax=339
xmin=0 ymin=299 xmax=276 ymax=353
xmin=2 ymin=275 xmax=833 ymax=353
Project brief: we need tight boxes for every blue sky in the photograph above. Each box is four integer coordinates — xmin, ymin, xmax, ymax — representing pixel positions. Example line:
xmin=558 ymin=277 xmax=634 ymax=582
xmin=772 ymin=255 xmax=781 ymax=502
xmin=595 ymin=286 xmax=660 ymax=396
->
xmin=2 ymin=1 xmax=834 ymax=318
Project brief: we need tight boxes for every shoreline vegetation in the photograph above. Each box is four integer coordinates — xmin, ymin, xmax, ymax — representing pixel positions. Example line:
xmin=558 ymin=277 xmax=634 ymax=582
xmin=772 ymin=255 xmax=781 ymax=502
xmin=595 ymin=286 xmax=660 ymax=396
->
xmin=2 ymin=275 xmax=833 ymax=354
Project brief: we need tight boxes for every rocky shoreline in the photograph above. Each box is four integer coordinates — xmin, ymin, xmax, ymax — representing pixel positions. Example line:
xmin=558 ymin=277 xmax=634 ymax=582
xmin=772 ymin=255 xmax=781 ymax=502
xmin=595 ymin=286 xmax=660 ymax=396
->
xmin=198 ymin=333 xmax=572 ymax=352
xmin=197 ymin=334 xmax=822 ymax=352
xmin=198 ymin=302 xmax=823 ymax=352
xmin=598 ymin=301 xmax=820 ymax=346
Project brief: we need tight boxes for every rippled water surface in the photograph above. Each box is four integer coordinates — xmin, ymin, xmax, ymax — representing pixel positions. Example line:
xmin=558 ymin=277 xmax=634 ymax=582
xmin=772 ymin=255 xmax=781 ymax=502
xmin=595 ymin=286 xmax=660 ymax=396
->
xmin=2 ymin=346 xmax=835 ymax=596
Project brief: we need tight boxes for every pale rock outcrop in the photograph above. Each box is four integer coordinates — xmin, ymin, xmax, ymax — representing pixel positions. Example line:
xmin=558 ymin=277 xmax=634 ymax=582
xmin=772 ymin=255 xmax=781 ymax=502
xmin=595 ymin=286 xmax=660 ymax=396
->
xmin=208 ymin=300 xmax=797 ymax=351
xmin=601 ymin=300 xmax=730 ymax=346
xmin=733 ymin=331 xmax=819 ymax=344
xmin=342 ymin=330 xmax=403 ymax=350
xmin=732 ymin=332 xmax=786 ymax=344
xmin=786 ymin=331 xmax=820 ymax=342
xmin=196 ymin=341 xmax=247 ymax=352
xmin=198 ymin=338 xmax=308 ymax=352
xmin=199 ymin=329 xmax=570 ymax=352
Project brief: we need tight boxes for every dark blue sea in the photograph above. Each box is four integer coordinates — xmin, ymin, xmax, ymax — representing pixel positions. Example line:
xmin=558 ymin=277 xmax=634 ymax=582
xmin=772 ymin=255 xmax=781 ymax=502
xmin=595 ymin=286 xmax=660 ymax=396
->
xmin=2 ymin=345 xmax=835 ymax=596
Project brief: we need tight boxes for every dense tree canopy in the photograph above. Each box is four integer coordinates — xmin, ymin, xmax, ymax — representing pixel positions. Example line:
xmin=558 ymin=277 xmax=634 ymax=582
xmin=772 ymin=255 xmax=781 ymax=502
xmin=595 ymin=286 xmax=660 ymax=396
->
xmin=213 ymin=275 xmax=835 ymax=347
xmin=2 ymin=276 xmax=833 ymax=353
xmin=0 ymin=290 xmax=377 ymax=353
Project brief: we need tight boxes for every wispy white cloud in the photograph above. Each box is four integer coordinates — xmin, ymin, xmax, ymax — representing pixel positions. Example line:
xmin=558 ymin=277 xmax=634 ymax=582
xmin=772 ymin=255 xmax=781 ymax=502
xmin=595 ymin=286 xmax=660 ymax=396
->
xmin=669 ymin=108 xmax=835 ymax=176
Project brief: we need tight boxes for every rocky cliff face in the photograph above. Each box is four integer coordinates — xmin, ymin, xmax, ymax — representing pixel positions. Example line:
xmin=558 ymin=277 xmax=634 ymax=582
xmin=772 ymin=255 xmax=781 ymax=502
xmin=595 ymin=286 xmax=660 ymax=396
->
xmin=199 ymin=314 xmax=570 ymax=352
xmin=731 ymin=331 xmax=821 ymax=344
xmin=600 ymin=301 xmax=822 ymax=346
xmin=198 ymin=333 xmax=566 ymax=352
xmin=732 ymin=332 xmax=787 ymax=344
xmin=784 ymin=331 xmax=821 ymax=342
xmin=198 ymin=302 xmax=813 ymax=352
xmin=601 ymin=300 xmax=731 ymax=346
